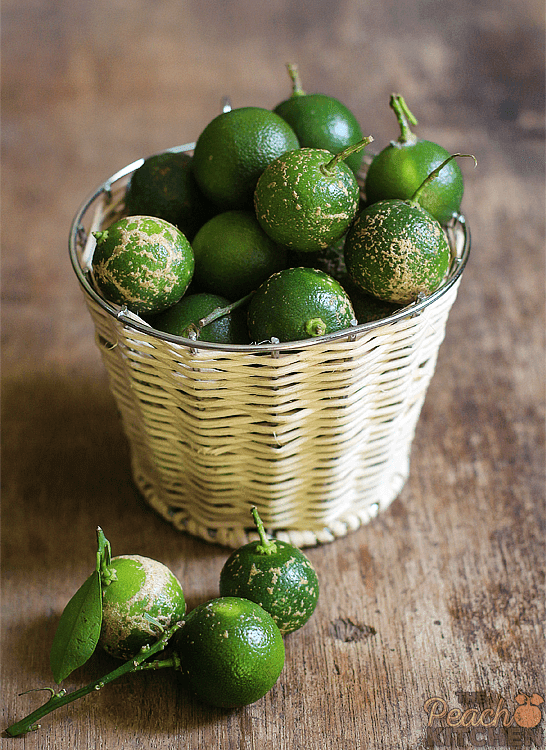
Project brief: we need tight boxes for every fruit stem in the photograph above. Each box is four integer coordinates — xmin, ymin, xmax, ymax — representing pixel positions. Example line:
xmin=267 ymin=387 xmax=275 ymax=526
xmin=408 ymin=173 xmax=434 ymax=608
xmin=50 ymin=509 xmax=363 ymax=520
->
xmin=134 ymin=653 xmax=181 ymax=672
xmin=191 ymin=292 xmax=255 ymax=337
xmin=286 ymin=63 xmax=305 ymax=97
xmin=389 ymin=94 xmax=419 ymax=145
xmin=409 ymin=153 xmax=477 ymax=206
xmin=4 ymin=621 xmax=184 ymax=737
xmin=251 ymin=507 xmax=277 ymax=555
xmin=96 ymin=526 xmax=114 ymax=584
xmin=92 ymin=230 xmax=108 ymax=244
xmin=321 ymin=136 xmax=374 ymax=175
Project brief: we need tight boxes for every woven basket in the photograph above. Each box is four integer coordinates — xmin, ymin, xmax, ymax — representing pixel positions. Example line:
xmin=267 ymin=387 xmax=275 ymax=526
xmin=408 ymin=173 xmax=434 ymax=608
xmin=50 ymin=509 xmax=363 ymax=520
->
xmin=69 ymin=143 xmax=470 ymax=548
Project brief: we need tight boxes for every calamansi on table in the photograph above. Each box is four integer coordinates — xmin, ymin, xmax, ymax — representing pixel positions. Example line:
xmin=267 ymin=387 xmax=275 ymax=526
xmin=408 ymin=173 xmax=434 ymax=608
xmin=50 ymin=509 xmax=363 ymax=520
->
xmin=219 ymin=507 xmax=320 ymax=635
xmin=99 ymin=554 xmax=186 ymax=660
xmin=5 ymin=526 xmax=301 ymax=736
xmin=174 ymin=597 xmax=285 ymax=708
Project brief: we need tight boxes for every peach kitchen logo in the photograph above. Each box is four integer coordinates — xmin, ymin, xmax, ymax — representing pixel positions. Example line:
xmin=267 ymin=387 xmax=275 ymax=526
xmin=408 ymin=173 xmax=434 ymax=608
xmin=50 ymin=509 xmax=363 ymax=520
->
xmin=423 ymin=691 xmax=544 ymax=748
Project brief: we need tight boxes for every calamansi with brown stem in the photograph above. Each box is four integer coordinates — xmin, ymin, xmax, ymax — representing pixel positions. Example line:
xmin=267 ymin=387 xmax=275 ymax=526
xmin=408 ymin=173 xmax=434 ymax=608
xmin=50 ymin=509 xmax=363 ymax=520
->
xmin=219 ymin=507 xmax=320 ymax=635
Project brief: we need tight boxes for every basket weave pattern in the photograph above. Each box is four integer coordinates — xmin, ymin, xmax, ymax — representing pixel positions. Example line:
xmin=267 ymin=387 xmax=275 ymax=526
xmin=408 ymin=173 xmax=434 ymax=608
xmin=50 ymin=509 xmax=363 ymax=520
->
xmin=85 ymin=277 xmax=460 ymax=548
xmin=71 ymin=153 xmax=468 ymax=548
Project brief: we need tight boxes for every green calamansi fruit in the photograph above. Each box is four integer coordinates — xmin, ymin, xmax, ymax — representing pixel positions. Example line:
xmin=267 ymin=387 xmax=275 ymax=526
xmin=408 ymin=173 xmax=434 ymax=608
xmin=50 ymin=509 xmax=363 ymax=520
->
xmin=99 ymin=554 xmax=186 ymax=660
xmin=219 ymin=507 xmax=319 ymax=635
xmin=344 ymin=199 xmax=450 ymax=305
xmin=191 ymin=106 xmax=299 ymax=211
xmin=346 ymin=154 xmax=473 ymax=304
xmin=92 ymin=215 xmax=194 ymax=315
xmin=191 ymin=210 xmax=288 ymax=300
xmin=274 ymin=63 xmax=366 ymax=174
xmin=364 ymin=94 xmax=465 ymax=224
xmin=174 ymin=597 xmax=285 ymax=708
xmin=247 ymin=266 xmax=357 ymax=344
xmin=254 ymin=138 xmax=372 ymax=253
xmin=124 ymin=151 xmax=217 ymax=241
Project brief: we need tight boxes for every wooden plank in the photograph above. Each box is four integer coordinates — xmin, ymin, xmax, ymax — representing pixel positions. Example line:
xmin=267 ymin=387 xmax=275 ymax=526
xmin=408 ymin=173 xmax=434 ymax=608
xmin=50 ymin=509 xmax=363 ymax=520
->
xmin=1 ymin=0 xmax=544 ymax=747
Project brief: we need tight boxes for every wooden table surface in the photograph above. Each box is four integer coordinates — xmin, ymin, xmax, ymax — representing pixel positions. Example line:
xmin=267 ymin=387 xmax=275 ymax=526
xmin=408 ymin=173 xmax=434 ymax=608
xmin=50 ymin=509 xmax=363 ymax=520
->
xmin=2 ymin=1 xmax=544 ymax=748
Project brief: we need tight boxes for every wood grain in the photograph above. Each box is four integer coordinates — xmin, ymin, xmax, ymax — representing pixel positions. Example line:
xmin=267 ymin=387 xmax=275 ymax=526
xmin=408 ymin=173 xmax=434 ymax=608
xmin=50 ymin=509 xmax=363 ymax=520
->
xmin=2 ymin=0 xmax=544 ymax=748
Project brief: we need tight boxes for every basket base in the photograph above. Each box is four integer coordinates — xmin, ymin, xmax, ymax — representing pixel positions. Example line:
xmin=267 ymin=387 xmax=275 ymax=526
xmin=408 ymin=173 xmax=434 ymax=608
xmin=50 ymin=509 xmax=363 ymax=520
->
xmin=131 ymin=453 xmax=409 ymax=548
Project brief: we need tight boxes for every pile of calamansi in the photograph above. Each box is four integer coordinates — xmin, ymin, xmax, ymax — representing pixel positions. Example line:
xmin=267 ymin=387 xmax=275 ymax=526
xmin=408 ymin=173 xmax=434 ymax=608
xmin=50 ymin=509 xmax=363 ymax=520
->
xmin=91 ymin=64 xmax=471 ymax=345
xmin=6 ymin=511 xmax=320 ymax=736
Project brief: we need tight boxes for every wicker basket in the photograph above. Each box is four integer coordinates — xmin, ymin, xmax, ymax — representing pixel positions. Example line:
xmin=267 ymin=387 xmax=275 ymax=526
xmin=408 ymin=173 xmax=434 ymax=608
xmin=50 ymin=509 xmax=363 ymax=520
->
xmin=69 ymin=143 xmax=470 ymax=548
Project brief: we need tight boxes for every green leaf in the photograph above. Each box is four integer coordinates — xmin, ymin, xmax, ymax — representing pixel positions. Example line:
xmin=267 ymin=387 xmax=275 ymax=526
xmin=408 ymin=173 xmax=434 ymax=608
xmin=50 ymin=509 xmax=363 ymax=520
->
xmin=49 ymin=570 xmax=102 ymax=684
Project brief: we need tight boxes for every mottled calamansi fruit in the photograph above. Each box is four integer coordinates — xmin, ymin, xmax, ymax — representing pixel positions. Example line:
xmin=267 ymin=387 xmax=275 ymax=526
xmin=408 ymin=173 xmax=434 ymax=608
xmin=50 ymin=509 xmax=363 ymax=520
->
xmin=92 ymin=215 xmax=194 ymax=315
xmin=99 ymin=554 xmax=186 ymax=660
xmin=219 ymin=508 xmax=319 ymax=635
xmin=344 ymin=198 xmax=451 ymax=305
xmin=254 ymin=138 xmax=371 ymax=253
xmin=173 ymin=597 xmax=285 ymax=707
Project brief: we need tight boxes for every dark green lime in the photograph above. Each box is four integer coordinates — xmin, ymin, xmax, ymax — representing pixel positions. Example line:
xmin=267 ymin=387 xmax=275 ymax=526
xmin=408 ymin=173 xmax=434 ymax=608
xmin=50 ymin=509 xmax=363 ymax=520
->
xmin=247 ymin=266 xmax=356 ymax=343
xmin=274 ymin=63 xmax=365 ymax=174
xmin=191 ymin=210 xmax=288 ymax=300
xmin=124 ymin=151 xmax=216 ymax=240
xmin=174 ymin=597 xmax=285 ymax=707
xmin=191 ymin=107 xmax=299 ymax=211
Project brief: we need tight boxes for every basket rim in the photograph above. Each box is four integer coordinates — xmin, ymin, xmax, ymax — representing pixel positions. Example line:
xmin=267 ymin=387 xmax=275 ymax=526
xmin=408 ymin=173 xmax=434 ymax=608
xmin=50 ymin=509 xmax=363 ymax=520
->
xmin=68 ymin=143 xmax=471 ymax=354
